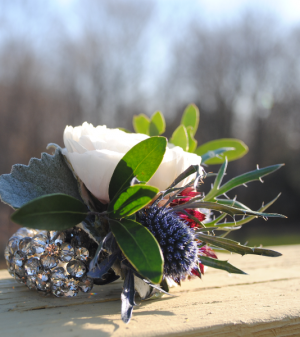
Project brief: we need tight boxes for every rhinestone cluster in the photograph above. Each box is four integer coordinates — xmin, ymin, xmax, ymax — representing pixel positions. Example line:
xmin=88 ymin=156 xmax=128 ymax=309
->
xmin=5 ymin=227 xmax=96 ymax=297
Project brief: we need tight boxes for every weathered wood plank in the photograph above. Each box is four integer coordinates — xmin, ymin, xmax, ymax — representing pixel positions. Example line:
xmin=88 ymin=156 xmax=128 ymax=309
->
xmin=1 ymin=245 xmax=299 ymax=336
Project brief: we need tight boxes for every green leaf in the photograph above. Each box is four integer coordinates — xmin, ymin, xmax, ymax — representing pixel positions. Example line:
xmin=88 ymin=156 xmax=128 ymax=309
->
xmin=212 ymin=157 xmax=228 ymax=191
xmin=170 ymin=125 xmax=188 ymax=151
xmin=195 ymin=138 xmax=248 ymax=165
xmin=171 ymin=201 xmax=286 ymax=219
xmin=199 ymin=256 xmax=246 ymax=274
xmin=11 ymin=193 xmax=88 ymax=230
xmin=181 ymin=104 xmax=200 ymax=136
xmin=187 ymin=127 xmax=197 ymax=153
xmin=109 ymin=218 xmax=163 ymax=283
xmin=118 ymin=127 xmax=131 ymax=133
xmin=196 ymin=233 xmax=282 ymax=257
xmin=201 ymin=147 xmax=234 ymax=164
xmin=205 ymin=164 xmax=284 ymax=201
xmin=211 ymin=194 xmax=282 ymax=228
xmin=216 ymin=199 xmax=252 ymax=211
xmin=133 ymin=114 xmax=150 ymax=135
xmin=167 ymin=165 xmax=199 ymax=189
xmin=109 ymin=137 xmax=167 ymax=201
xmin=149 ymin=111 xmax=166 ymax=136
xmin=108 ymin=185 xmax=158 ymax=218
xmin=0 ymin=146 xmax=82 ymax=210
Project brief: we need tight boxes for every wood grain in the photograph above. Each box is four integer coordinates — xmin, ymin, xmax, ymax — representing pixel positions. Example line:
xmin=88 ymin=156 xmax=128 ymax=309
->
xmin=1 ymin=245 xmax=299 ymax=337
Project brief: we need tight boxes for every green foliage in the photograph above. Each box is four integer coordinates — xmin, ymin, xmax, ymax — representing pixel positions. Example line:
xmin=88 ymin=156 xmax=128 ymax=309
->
xmin=186 ymin=127 xmax=197 ymax=153
xmin=204 ymin=159 xmax=284 ymax=201
xmin=133 ymin=114 xmax=150 ymax=135
xmin=133 ymin=111 xmax=166 ymax=136
xmin=170 ymin=125 xmax=189 ymax=151
xmin=149 ymin=111 xmax=166 ymax=136
xmin=109 ymin=137 xmax=167 ymax=200
xmin=172 ymin=200 xmax=285 ymax=219
xmin=199 ymin=256 xmax=246 ymax=274
xmin=11 ymin=193 xmax=88 ymax=230
xmin=205 ymin=194 xmax=282 ymax=228
xmin=181 ymin=104 xmax=200 ymax=136
xmin=195 ymin=139 xmax=248 ymax=165
xmin=196 ymin=233 xmax=282 ymax=257
xmin=109 ymin=218 xmax=164 ymax=283
xmin=108 ymin=185 xmax=158 ymax=218
xmin=201 ymin=147 xmax=234 ymax=164
xmin=0 ymin=146 xmax=82 ymax=209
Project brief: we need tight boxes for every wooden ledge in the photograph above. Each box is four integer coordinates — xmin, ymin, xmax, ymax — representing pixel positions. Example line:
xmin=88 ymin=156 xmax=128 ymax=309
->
xmin=1 ymin=245 xmax=299 ymax=336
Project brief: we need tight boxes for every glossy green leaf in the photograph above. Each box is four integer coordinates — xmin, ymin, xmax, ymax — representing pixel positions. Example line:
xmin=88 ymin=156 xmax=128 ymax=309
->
xmin=109 ymin=137 xmax=167 ymax=200
xmin=201 ymin=147 xmax=234 ymax=164
xmin=133 ymin=114 xmax=150 ymax=135
xmin=187 ymin=127 xmax=197 ymax=153
xmin=149 ymin=111 xmax=166 ymax=136
xmin=181 ymin=104 xmax=200 ymax=136
xmin=196 ymin=233 xmax=282 ymax=257
xmin=108 ymin=185 xmax=158 ymax=218
xmin=195 ymin=138 xmax=248 ymax=165
xmin=11 ymin=193 xmax=88 ymax=230
xmin=170 ymin=125 xmax=188 ymax=151
xmin=109 ymin=218 xmax=164 ymax=283
xmin=199 ymin=256 xmax=246 ymax=274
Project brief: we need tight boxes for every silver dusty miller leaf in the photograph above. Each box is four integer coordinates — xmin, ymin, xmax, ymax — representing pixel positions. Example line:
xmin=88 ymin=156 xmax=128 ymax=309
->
xmin=0 ymin=147 xmax=82 ymax=209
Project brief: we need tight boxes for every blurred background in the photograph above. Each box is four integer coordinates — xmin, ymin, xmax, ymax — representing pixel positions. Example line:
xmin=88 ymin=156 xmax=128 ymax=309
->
xmin=0 ymin=0 xmax=299 ymax=268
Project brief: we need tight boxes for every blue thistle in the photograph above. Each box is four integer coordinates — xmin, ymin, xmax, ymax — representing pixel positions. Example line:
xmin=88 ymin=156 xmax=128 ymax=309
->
xmin=138 ymin=205 xmax=198 ymax=279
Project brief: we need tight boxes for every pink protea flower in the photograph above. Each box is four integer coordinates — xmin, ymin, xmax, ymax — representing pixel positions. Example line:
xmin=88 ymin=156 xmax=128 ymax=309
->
xmin=171 ymin=187 xmax=206 ymax=229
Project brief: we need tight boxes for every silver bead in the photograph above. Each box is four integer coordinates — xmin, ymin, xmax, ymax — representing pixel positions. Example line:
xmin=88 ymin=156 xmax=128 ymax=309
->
xmin=40 ymin=254 xmax=59 ymax=269
xmin=60 ymin=243 xmax=74 ymax=262
xmin=75 ymin=247 xmax=89 ymax=262
xmin=67 ymin=260 xmax=86 ymax=278
xmin=24 ymin=258 xmax=41 ymax=276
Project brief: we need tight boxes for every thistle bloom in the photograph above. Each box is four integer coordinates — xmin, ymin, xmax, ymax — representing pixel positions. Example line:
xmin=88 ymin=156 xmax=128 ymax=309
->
xmin=62 ymin=123 xmax=201 ymax=202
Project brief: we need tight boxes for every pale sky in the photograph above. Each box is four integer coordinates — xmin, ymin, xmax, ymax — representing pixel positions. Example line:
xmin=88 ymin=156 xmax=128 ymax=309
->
xmin=54 ymin=0 xmax=300 ymax=26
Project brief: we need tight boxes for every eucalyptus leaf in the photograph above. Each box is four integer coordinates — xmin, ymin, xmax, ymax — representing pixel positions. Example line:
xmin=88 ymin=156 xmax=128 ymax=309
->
xmin=199 ymin=256 xmax=246 ymax=274
xmin=133 ymin=114 xmax=150 ymax=135
xmin=11 ymin=193 xmax=88 ymax=230
xmin=0 ymin=147 xmax=82 ymax=209
xmin=196 ymin=233 xmax=282 ymax=257
xmin=170 ymin=125 xmax=188 ymax=151
xmin=108 ymin=185 xmax=158 ymax=218
xmin=149 ymin=111 xmax=166 ymax=136
xmin=187 ymin=127 xmax=198 ymax=153
xmin=181 ymin=104 xmax=200 ymax=136
xmin=109 ymin=137 xmax=167 ymax=200
xmin=109 ymin=218 xmax=164 ymax=284
xmin=195 ymin=138 xmax=248 ymax=165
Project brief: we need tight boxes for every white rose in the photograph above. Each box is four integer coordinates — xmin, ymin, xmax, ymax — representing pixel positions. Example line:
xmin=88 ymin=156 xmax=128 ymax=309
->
xmin=62 ymin=122 xmax=201 ymax=203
